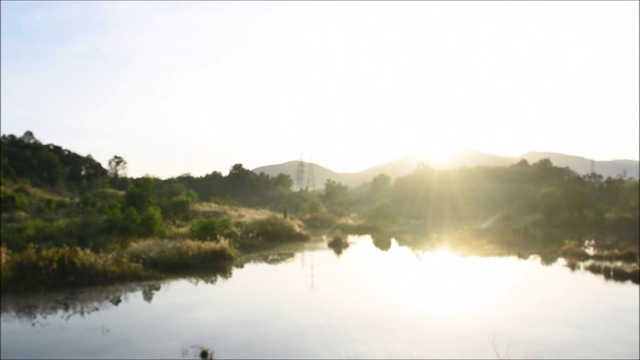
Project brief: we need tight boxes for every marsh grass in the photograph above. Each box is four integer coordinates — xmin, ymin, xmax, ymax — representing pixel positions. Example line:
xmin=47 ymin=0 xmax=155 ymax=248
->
xmin=1 ymin=239 xmax=238 ymax=292
xmin=192 ymin=202 xmax=275 ymax=224
xmin=124 ymin=239 xmax=237 ymax=273
xmin=1 ymin=244 xmax=148 ymax=292
xmin=237 ymin=215 xmax=310 ymax=250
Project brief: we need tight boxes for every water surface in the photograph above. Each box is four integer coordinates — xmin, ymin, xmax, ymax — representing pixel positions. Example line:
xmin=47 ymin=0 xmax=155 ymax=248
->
xmin=2 ymin=236 xmax=638 ymax=359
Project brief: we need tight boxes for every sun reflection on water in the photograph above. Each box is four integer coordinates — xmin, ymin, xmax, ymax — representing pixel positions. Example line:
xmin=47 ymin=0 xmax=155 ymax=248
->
xmin=348 ymin=236 xmax=526 ymax=318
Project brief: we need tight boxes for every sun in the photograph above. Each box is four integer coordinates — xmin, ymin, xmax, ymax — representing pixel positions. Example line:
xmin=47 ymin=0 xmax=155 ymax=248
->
xmin=416 ymin=141 xmax=461 ymax=164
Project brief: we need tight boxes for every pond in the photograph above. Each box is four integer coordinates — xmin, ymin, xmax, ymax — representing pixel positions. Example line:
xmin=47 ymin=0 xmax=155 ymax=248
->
xmin=1 ymin=235 xmax=638 ymax=359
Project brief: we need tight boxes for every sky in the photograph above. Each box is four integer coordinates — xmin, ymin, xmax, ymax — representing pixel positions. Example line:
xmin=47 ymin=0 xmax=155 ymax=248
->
xmin=1 ymin=1 xmax=638 ymax=179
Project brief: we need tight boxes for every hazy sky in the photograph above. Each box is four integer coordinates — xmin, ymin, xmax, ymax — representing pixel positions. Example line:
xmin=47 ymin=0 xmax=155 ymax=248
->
xmin=2 ymin=1 xmax=638 ymax=178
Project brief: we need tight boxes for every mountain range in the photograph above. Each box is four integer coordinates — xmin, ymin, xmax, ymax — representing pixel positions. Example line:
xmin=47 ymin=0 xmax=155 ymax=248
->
xmin=252 ymin=150 xmax=639 ymax=189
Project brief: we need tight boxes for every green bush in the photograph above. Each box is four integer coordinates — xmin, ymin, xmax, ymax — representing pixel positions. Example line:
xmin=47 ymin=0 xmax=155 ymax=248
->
xmin=121 ymin=207 xmax=139 ymax=236
xmin=216 ymin=217 xmax=239 ymax=240
xmin=190 ymin=216 xmax=238 ymax=241
xmin=0 ymin=192 xmax=29 ymax=213
xmin=139 ymin=206 xmax=165 ymax=238
xmin=190 ymin=217 xmax=219 ymax=240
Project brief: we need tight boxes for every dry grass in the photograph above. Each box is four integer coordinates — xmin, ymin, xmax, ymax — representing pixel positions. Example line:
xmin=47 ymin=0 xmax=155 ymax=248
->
xmin=124 ymin=239 xmax=237 ymax=272
xmin=192 ymin=202 xmax=306 ymax=229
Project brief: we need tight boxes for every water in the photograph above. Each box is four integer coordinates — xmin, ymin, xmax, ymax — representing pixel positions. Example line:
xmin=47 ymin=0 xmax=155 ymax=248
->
xmin=2 ymin=235 xmax=638 ymax=359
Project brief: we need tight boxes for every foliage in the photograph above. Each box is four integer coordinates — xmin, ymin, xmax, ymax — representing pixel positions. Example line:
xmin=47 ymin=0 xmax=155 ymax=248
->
xmin=303 ymin=212 xmax=339 ymax=229
xmin=124 ymin=239 xmax=237 ymax=272
xmin=1 ymin=240 xmax=237 ymax=292
xmin=187 ymin=216 xmax=239 ymax=242
xmin=1 ymin=131 xmax=639 ymax=290
xmin=1 ymin=244 xmax=148 ymax=292
xmin=323 ymin=179 xmax=351 ymax=216
xmin=238 ymin=216 xmax=310 ymax=249
xmin=1 ymin=191 xmax=29 ymax=213
xmin=139 ymin=206 xmax=165 ymax=238
xmin=1 ymin=131 xmax=108 ymax=189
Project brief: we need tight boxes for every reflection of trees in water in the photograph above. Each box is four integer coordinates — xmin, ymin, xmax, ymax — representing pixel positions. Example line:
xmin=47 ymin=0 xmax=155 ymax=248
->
xmin=371 ymin=233 xmax=392 ymax=251
xmin=387 ymin=229 xmax=639 ymax=285
xmin=234 ymin=251 xmax=296 ymax=268
xmin=181 ymin=344 xmax=214 ymax=359
xmin=566 ymin=260 xmax=640 ymax=284
xmin=142 ymin=283 xmax=162 ymax=303
xmin=1 ymin=268 xmax=236 ymax=324
xmin=0 ymin=283 xmax=141 ymax=325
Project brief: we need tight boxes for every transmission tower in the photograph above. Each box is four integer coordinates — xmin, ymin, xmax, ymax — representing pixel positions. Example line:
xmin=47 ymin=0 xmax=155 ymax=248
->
xmin=295 ymin=152 xmax=306 ymax=191
xmin=306 ymin=150 xmax=316 ymax=191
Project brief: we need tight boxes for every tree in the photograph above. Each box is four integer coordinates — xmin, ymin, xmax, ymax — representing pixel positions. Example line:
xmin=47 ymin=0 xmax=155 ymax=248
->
xmin=108 ymin=156 xmax=127 ymax=179
xmin=538 ymin=187 xmax=564 ymax=221
xmin=368 ymin=174 xmax=391 ymax=202
xmin=323 ymin=179 xmax=351 ymax=215
xmin=20 ymin=131 xmax=40 ymax=145
xmin=124 ymin=177 xmax=155 ymax=212
xmin=139 ymin=206 xmax=164 ymax=237
xmin=121 ymin=207 xmax=140 ymax=236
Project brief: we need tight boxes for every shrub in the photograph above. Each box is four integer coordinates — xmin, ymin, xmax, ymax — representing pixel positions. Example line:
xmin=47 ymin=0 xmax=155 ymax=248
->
xmin=190 ymin=217 xmax=219 ymax=240
xmin=0 ymin=192 xmax=29 ymax=213
xmin=190 ymin=216 xmax=238 ymax=241
xmin=139 ymin=206 xmax=165 ymax=238
xmin=121 ymin=207 xmax=139 ymax=236
xmin=239 ymin=216 xmax=310 ymax=248
xmin=303 ymin=212 xmax=338 ymax=229
xmin=124 ymin=239 xmax=237 ymax=272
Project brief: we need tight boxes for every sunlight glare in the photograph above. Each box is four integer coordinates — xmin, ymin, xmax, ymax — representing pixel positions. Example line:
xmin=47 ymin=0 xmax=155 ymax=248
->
xmin=408 ymin=248 xmax=514 ymax=316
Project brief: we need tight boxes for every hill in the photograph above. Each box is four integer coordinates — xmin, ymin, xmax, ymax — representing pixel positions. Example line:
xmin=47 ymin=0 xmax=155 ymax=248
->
xmin=253 ymin=150 xmax=639 ymax=189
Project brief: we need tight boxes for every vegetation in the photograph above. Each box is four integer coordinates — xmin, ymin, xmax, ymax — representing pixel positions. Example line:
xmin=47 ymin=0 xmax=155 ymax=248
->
xmin=1 ymin=130 xmax=638 ymax=290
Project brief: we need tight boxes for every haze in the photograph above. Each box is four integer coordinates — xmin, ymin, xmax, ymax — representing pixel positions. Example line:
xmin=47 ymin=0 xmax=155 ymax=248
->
xmin=1 ymin=1 xmax=638 ymax=179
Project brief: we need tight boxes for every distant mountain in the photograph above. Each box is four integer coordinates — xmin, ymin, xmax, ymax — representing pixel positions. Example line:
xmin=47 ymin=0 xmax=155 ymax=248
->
xmin=520 ymin=152 xmax=639 ymax=178
xmin=252 ymin=151 xmax=639 ymax=189
xmin=439 ymin=149 xmax=512 ymax=168
xmin=440 ymin=150 xmax=639 ymax=179
xmin=252 ymin=161 xmax=351 ymax=190
xmin=252 ymin=157 xmax=428 ymax=190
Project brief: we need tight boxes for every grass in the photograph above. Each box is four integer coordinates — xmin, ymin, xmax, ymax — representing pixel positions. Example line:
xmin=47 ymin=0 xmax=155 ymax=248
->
xmin=236 ymin=215 xmax=310 ymax=250
xmin=0 ymin=244 xmax=148 ymax=292
xmin=1 ymin=239 xmax=238 ymax=292
xmin=124 ymin=239 xmax=237 ymax=273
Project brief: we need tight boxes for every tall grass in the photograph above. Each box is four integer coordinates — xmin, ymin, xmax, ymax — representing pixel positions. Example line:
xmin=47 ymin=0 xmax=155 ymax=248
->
xmin=237 ymin=215 xmax=310 ymax=250
xmin=1 ymin=244 xmax=148 ymax=292
xmin=1 ymin=239 xmax=238 ymax=292
xmin=124 ymin=239 xmax=237 ymax=272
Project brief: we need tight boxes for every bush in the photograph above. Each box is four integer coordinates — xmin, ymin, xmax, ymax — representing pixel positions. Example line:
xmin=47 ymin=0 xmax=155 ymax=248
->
xmin=190 ymin=216 xmax=238 ymax=241
xmin=121 ymin=207 xmax=139 ymax=236
xmin=190 ymin=217 xmax=219 ymax=240
xmin=139 ymin=206 xmax=165 ymax=238
xmin=239 ymin=216 xmax=310 ymax=249
xmin=303 ymin=213 xmax=338 ymax=229
xmin=124 ymin=239 xmax=237 ymax=272
xmin=0 ymin=192 xmax=29 ymax=213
